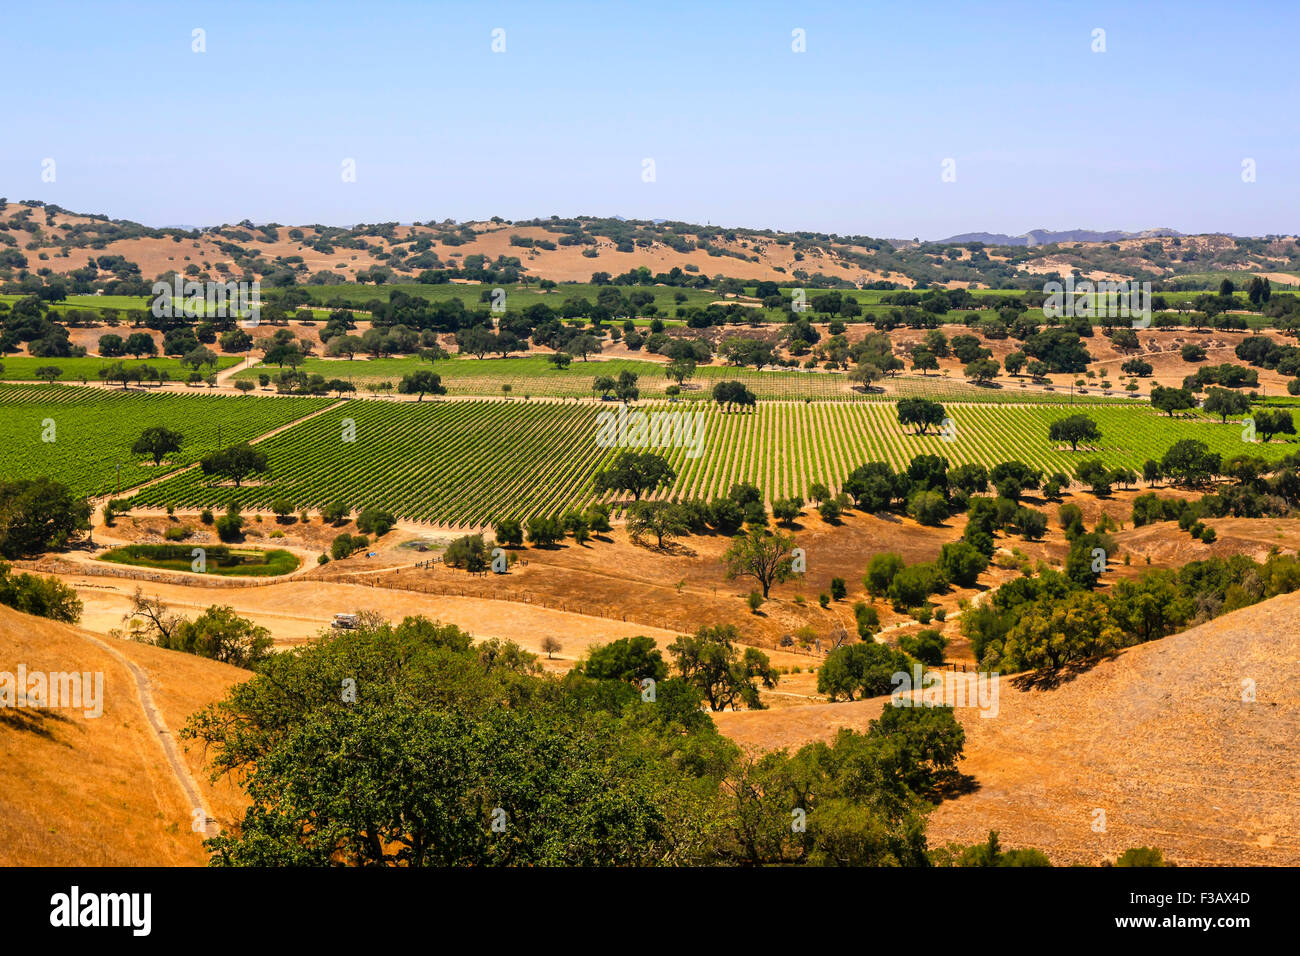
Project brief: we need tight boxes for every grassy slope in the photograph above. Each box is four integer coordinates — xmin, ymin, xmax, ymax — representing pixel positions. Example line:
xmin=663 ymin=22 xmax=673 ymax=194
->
xmin=0 ymin=605 xmax=247 ymax=865
xmin=714 ymin=589 xmax=1300 ymax=866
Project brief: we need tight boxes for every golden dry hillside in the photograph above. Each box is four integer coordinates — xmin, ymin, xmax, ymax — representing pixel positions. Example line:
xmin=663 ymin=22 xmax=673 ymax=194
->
xmin=10 ymin=201 xmax=1298 ymax=290
xmin=0 ymin=604 xmax=247 ymax=866
xmin=715 ymin=588 xmax=1300 ymax=866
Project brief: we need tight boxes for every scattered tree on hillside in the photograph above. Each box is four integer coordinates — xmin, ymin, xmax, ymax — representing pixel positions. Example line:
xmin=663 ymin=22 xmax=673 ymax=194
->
xmin=712 ymin=380 xmax=757 ymax=412
xmin=131 ymin=425 xmax=184 ymax=466
xmin=1203 ymin=386 xmax=1250 ymax=424
xmin=722 ymin=527 xmax=797 ymax=599
xmin=626 ymin=501 xmax=690 ymax=549
xmin=397 ymin=370 xmax=446 ymax=401
xmin=668 ymin=624 xmax=778 ymax=711
xmin=199 ymin=444 xmax=269 ymax=487
xmin=1048 ymin=414 xmax=1101 ymax=452
xmin=593 ymin=452 xmax=675 ymax=501
xmin=896 ymin=398 xmax=946 ymax=435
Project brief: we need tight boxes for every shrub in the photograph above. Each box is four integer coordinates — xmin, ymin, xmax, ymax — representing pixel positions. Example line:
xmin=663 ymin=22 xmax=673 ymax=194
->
xmin=0 ymin=563 xmax=83 ymax=623
xmin=864 ymin=552 xmax=905 ymax=598
xmin=525 ymin=514 xmax=565 ymax=547
xmin=493 ymin=517 xmax=524 ymax=547
xmin=322 ymin=500 xmax=350 ymax=525
xmin=939 ymin=540 xmax=988 ymax=587
xmin=1057 ymin=503 xmax=1084 ymax=539
xmin=215 ymin=505 xmax=244 ymax=543
xmin=817 ymin=641 xmax=912 ymax=701
xmin=330 ymin=533 xmax=369 ymax=560
xmin=444 ymin=534 xmax=490 ymax=572
xmin=853 ymin=602 xmax=880 ymax=638
xmin=888 ymin=562 xmax=947 ymax=610
xmin=356 ymin=507 xmax=396 ymax=537
xmin=907 ymin=489 xmax=949 ymax=526
xmin=1013 ymin=507 xmax=1049 ymax=540
xmin=899 ymin=628 xmax=947 ymax=666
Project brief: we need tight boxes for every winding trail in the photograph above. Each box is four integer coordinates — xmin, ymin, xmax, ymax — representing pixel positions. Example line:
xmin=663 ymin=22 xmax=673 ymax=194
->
xmin=74 ymin=629 xmax=220 ymax=836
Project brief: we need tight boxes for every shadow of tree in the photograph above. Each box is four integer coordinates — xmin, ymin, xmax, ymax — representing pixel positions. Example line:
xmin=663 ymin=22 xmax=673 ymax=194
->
xmin=643 ymin=540 xmax=697 ymax=558
xmin=0 ymin=707 xmax=78 ymax=742
xmin=1011 ymin=652 xmax=1121 ymax=691
xmin=932 ymin=770 xmax=980 ymax=802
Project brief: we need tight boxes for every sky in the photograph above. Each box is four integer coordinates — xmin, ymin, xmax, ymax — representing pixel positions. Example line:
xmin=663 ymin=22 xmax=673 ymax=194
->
xmin=3 ymin=0 xmax=1297 ymax=239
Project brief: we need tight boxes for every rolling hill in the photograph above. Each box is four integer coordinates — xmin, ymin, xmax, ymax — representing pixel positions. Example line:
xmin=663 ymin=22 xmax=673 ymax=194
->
xmin=0 ymin=604 xmax=247 ymax=865
xmin=714 ymin=588 xmax=1300 ymax=866
xmin=4 ymin=200 xmax=1298 ymax=293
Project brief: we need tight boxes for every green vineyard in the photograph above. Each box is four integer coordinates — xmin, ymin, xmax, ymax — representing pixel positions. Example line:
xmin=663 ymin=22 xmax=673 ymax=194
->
xmin=0 ymin=385 xmax=332 ymax=498
xmin=237 ymin=354 xmax=1130 ymax=405
xmin=0 ymin=355 xmax=242 ymax=382
xmin=125 ymin=396 xmax=1292 ymax=528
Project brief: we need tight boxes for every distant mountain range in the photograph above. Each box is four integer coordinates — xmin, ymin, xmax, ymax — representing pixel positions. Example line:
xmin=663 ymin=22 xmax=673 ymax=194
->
xmin=936 ymin=228 xmax=1184 ymax=247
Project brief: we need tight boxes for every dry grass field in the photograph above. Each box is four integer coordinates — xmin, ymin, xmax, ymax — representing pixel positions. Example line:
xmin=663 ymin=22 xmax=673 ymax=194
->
xmin=717 ymin=592 xmax=1300 ymax=866
xmin=8 ymin=475 xmax=1300 ymax=865
xmin=0 ymin=605 xmax=247 ymax=866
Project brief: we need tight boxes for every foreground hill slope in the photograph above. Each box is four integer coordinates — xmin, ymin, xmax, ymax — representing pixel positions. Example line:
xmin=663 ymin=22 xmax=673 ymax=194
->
xmin=716 ymin=590 xmax=1300 ymax=866
xmin=0 ymin=605 xmax=247 ymax=865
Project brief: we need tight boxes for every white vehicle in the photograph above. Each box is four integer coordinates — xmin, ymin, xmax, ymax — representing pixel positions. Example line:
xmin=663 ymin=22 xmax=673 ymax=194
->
xmin=331 ymin=613 xmax=360 ymax=630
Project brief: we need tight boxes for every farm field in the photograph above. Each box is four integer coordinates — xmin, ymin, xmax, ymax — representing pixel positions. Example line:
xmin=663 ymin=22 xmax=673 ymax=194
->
xmin=240 ymin=353 xmax=1132 ymax=404
xmin=0 ymin=384 xmax=331 ymax=497
xmin=126 ymin=395 xmax=1291 ymax=526
xmin=0 ymin=354 xmax=240 ymax=381
xmin=0 ymin=293 xmax=155 ymax=313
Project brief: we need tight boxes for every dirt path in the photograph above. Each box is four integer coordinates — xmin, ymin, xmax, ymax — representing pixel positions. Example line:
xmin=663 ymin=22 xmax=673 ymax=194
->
xmin=215 ymin=355 xmax=257 ymax=385
xmin=73 ymin=630 xmax=219 ymax=836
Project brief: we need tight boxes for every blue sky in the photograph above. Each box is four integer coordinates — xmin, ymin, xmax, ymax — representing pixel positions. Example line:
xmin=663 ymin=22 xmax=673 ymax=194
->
xmin=4 ymin=0 xmax=1297 ymax=238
